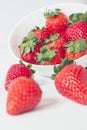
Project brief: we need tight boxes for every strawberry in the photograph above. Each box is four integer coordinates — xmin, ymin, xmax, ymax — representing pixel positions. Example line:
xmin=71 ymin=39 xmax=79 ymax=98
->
xmin=46 ymin=33 xmax=67 ymax=50
xmin=52 ymin=58 xmax=87 ymax=105
xmin=34 ymin=42 xmax=44 ymax=53
xmin=20 ymin=51 xmax=37 ymax=64
xmin=6 ymin=77 xmax=42 ymax=115
xmin=65 ymin=38 xmax=87 ymax=60
xmin=19 ymin=31 xmax=42 ymax=64
xmin=36 ymin=44 xmax=64 ymax=65
xmin=19 ymin=28 xmax=50 ymax=64
xmin=19 ymin=31 xmax=40 ymax=52
xmin=33 ymin=26 xmax=51 ymax=42
xmin=65 ymin=21 xmax=87 ymax=41
xmin=36 ymin=45 xmax=57 ymax=65
xmin=4 ymin=61 xmax=34 ymax=91
xmin=44 ymin=34 xmax=66 ymax=64
xmin=44 ymin=8 xmax=69 ymax=34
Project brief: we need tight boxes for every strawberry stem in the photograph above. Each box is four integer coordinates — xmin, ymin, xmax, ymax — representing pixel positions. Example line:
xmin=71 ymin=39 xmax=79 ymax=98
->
xmin=65 ymin=38 xmax=87 ymax=54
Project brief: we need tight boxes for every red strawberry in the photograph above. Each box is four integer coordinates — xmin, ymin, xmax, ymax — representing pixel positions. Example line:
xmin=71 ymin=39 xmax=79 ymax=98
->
xmin=4 ymin=61 xmax=33 ymax=91
xmin=36 ymin=44 xmax=64 ymax=65
xmin=46 ymin=33 xmax=67 ymax=50
xmin=36 ymin=45 xmax=56 ymax=65
xmin=20 ymin=43 xmax=44 ymax=64
xmin=65 ymin=21 xmax=87 ymax=41
xmin=44 ymin=34 xmax=66 ymax=64
xmin=20 ymin=51 xmax=36 ymax=64
xmin=33 ymin=27 xmax=51 ymax=42
xmin=44 ymin=8 xmax=69 ymax=34
xmin=6 ymin=77 xmax=42 ymax=115
xmin=19 ymin=29 xmax=47 ymax=64
xmin=52 ymin=58 xmax=87 ymax=105
xmin=65 ymin=38 xmax=87 ymax=60
xmin=19 ymin=31 xmax=40 ymax=64
xmin=34 ymin=42 xmax=44 ymax=53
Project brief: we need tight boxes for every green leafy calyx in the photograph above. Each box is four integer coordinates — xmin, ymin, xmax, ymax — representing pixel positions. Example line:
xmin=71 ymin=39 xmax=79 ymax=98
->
xmin=69 ymin=12 xmax=87 ymax=23
xmin=36 ymin=45 xmax=56 ymax=64
xmin=44 ymin=33 xmax=59 ymax=44
xmin=65 ymin=38 xmax=87 ymax=54
xmin=44 ymin=8 xmax=61 ymax=18
xmin=19 ymin=31 xmax=40 ymax=55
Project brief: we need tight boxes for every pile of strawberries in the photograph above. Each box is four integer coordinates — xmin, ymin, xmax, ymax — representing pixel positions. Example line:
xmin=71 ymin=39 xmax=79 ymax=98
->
xmin=19 ymin=8 xmax=87 ymax=65
xmin=4 ymin=8 xmax=87 ymax=116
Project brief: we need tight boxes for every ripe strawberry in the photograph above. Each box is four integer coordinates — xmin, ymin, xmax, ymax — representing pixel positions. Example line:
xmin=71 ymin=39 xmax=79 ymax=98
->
xmin=44 ymin=8 xmax=69 ymax=34
xmin=19 ymin=31 xmax=43 ymax=64
xmin=20 ymin=51 xmax=36 ymax=64
xmin=6 ymin=77 xmax=42 ymax=115
xmin=52 ymin=58 xmax=87 ymax=105
xmin=65 ymin=38 xmax=87 ymax=60
xmin=36 ymin=45 xmax=57 ymax=65
xmin=4 ymin=61 xmax=33 ymax=91
xmin=34 ymin=42 xmax=44 ymax=53
xmin=36 ymin=44 xmax=65 ymax=65
xmin=65 ymin=21 xmax=87 ymax=41
xmin=46 ymin=33 xmax=67 ymax=50
xmin=33 ymin=26 xmax=51 ymax=42
xmin=43 ymin=34 xmax=66 ymax=64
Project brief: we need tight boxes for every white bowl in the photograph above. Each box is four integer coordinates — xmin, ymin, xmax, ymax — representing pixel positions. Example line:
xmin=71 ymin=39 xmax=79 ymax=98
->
xmin=8 ymin=3 xmax=87 ymax=77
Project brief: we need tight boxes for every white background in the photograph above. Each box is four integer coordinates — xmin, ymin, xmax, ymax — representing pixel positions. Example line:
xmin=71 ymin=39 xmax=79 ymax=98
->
xmin=0 ymin=0 xmax=87 ymax=48
xmin=0 ymin=1 xmax=87 ymax=130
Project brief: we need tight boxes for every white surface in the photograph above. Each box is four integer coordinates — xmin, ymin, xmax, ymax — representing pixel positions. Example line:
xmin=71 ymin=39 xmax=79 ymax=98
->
xmin=1 ymin=1 xmax=87 ymax=130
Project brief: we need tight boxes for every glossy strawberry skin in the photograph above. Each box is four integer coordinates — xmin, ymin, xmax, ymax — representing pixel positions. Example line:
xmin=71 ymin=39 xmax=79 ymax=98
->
xmin=45 ymin=36 xmax=67 ymax=65
xmin=6 ymin=77 xmax=42 ymax=115
xmin=45 ymin=12 xmax=69 ymax=34
xmin=5 ymin=64 xmax=32 ymax=91
xmin=48 ymin=35 xmax=67 ymax=50
xmin=34 ymin=42 xmax=44 ymax=53
xmin=55 ymin=64 xmax=87 ymax=105
xmin=65 ymin=21 xmax=87 ymax=41
xmin=20 ymin=51 xmax=36 ymax=64
xmin=34 ymin=28 xmax=51 ymax=42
